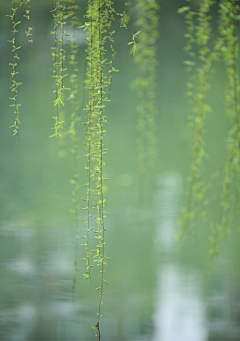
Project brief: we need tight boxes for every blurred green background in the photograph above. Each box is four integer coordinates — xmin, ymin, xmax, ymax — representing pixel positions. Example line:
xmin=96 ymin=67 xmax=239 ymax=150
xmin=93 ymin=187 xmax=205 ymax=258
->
xmin=1 ymin=1 xmax=240 ymax=341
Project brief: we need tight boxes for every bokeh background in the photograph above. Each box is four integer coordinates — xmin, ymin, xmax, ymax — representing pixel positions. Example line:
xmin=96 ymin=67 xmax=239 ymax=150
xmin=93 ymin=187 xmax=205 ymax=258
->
xmin=1 ymin=1 xmax=240 ymax=340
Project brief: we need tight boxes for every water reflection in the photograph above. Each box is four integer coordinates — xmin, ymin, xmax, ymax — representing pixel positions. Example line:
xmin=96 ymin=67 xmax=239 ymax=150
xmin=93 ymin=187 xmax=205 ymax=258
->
xmin=207 ymin=265 xmax=240 ymax=340
xmin=1 ymin=182 xmax=240 ymax=340
xmin=152 ymin=265 xmax=207 ymax=341
xmin=152 ymin=174 xmax=240 ymax=341
xmin=152 ymin=174 xmax=208 ymax=341
xmin=0 ymin=224 xmax=82 ymax=341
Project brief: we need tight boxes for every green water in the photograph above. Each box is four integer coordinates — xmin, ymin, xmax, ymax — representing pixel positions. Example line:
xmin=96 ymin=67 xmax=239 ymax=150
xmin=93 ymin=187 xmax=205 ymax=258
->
xmin=1 ymin=2 xmax=240 ymax=341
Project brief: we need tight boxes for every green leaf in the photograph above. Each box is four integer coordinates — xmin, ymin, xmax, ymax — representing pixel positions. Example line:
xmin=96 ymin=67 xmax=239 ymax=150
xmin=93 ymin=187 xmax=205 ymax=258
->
xmin=177 ymin=6 xmax=189 ymax=14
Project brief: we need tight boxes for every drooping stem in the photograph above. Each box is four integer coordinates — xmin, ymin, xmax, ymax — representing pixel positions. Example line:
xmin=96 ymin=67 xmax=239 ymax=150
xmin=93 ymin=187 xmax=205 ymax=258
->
xmin=83 ymin=0 xmax=115 ymax=337
xmin=50 ymin=0 xmax=67 ymax=139
xmin=8 ymin=0 xmax=22 ymax=140
xmin=97 ymin=0 xmax=104 ymax=332
xmin=134 ymin=0 xmax=159 ymax=176
xmin=68 ymin=0 xmax=81 ymax=295
xmin=134 ymin=0 xmax=159 ymax=209
xmin=179 ymin=0 xmax=216 ymax=239
xmin=209 ymin=0 xmax=240 ymax=255
xmin=24 ymin=0 xmax=33 ymax=57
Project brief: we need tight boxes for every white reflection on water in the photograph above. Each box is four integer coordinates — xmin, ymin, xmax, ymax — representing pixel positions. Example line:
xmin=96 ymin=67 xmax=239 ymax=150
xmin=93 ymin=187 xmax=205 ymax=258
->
xmin=7 ymin=257 xmax=36 ymax=275
xmin=152 ymin=173 xmax=208 ymax=341
xmin=152 ymin=265 xmax=208 ymax=341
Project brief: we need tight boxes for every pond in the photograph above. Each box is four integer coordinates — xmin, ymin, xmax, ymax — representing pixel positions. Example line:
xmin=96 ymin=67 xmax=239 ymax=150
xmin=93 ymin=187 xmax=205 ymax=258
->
xmin=1 ymin=2 xmax=240 ymax=341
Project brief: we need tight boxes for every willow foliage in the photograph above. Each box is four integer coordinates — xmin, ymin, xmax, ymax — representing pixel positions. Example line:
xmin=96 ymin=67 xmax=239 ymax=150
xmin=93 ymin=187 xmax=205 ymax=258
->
xmin=7 ymin=1 xmax=23 ymax=139
xmin=50 ymin=0 xmax=68 ymax=138
xmin=179 ymin=0 xmax=216 ymax=238
xmin=67 ymin=0 xmax=81 ymax=296
xmin=179 ymin=0 xmax=240 ymax=256
xmin=134 ymin=0 xmax=159 ymax=175
xmin=210 ymin=0 xmax=240 ymax=255
xmin=5 ymin=0 xmax=240 ymax=338
xmin=82 ymin=1 xmax=114 ymax=336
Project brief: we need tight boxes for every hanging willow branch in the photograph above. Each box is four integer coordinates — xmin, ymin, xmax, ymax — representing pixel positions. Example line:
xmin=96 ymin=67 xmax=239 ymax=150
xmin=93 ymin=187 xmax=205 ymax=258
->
xmin=7 ymin=0 xmax=23 ymax=140
xmin=178 ymin=0 xmax=240 ymax=256
xmin=179 ymin=0 xmax=216 ymax=239
xmin=134 ymin=0 xmax=159 ymax=177
xmin=50 ymin=0 xmax=68 ymax=138
xmin=67 ymin=0 xmax=81 ymax=296
xmin=209 ymin=0 xmax=240 ymax=255
xmin=23 ymin=0 xmax=33 ymax=55
xmin=82 ymin=0 xmax=116 ymax=337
